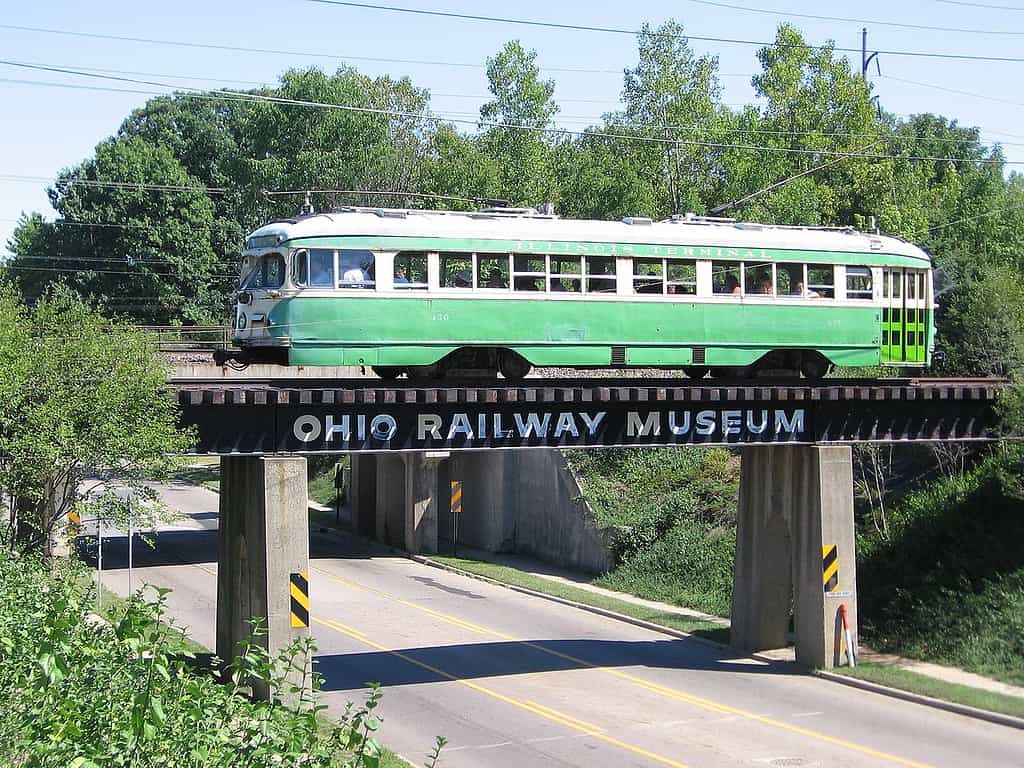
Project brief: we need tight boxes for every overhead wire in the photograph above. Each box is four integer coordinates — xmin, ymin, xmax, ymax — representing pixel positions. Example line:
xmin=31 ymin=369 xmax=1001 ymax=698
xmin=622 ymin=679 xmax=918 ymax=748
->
xmin=0 ymin=60 xmax=1014 ymax=166
xmin=684 ymin=0 xmax=1024 ymax=35
xmin=935 ymin=0 xmax=1024 ymax=10
xmin=307 ymin=0 xmax=1024 ymax=63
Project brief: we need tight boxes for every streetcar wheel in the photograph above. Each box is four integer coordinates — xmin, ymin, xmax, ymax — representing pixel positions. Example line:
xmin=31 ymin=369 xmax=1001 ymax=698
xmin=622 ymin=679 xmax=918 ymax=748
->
xmin=799 ymin=353 xmax=831 ymax=380
xmin=684 ymin=366 xmax=709 ymax=380
xmin=499 ymin=352 xmax=532 ymax=380
xmin=371 ymin=366 xmax=403 ymax=380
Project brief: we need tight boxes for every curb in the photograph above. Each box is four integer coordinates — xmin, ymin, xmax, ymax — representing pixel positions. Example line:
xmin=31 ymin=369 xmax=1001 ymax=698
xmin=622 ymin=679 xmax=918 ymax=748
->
xmin=407 ymin=553 xmax=735 ymax=655
xmin=407 ymin=553 xmax=1024 ymax=730
xmin=814 ymin=669 xmax=1024 ymax=731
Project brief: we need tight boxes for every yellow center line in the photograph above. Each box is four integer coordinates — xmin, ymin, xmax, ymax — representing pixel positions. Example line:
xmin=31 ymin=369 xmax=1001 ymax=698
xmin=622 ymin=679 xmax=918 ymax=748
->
xmin=524 ymin=700 xmax=604 ymax=733
xmin=311 ymin=564 xmax=934 ymax=768
xmin=313 ymin=616 xmax=689 ymax=768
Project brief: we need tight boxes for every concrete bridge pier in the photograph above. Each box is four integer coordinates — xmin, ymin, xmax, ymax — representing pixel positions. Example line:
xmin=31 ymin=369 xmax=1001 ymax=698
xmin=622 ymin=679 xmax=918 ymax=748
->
xmin=217 ymin=456 xmax=310 ymax=699
xmin=353 ymin=453 xmax=441 ymax=554
xmin=731 ymin=445 xmax=858 ymax=669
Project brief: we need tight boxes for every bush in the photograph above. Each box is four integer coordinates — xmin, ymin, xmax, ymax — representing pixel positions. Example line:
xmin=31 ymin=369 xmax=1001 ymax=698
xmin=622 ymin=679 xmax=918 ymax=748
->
xmin=567 ymin=447 xmax=740 ymax=616
xmin=0 ymin=550 xmax=389 ymax=768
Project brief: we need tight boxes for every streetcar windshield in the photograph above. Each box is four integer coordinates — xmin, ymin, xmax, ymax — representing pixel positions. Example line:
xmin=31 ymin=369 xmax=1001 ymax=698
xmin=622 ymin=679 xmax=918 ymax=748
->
xmin=239 ymin=252 xmax=285 ymax=290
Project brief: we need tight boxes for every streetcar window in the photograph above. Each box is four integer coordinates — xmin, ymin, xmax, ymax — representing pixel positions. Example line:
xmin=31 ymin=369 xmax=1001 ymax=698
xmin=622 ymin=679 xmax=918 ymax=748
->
xmin=746 ymin=262 xmax=773 ymax=295
xmin=846 ymin=266 xmax=873 ymax=300
xmin=308 ymin=249 xmax=334 ymax=288
xmin=585 ymin=255 xmax=616 ymax=293
xmin=633 ymin=258 xmax=664 ymax=294
xmin=550 ymin=256 xmax=582 ymax=293
xmin=240 ymin=252 xmax=285 ymax=290
xmin=338 ymin=249 xmax=375 ymax=288
xmin=477 ymin=254 xmax=510 ymax=289
xmin=776 ymin=265 xmax=802 ymax=296
xmin=667 ymin=260 xmax=697 ymax=295
xmin=441 ymin=252 xmax=473 ymax=288
xmin=513 ymin=254 xmax=545 ymax=291
xmin=907 ymin=272 xmax=918 ymax=299
xmin=806 ymin=264 xmax=834 ymax=298
xmin=394 ymin=251 xmax=428 ymax=289
xmin=292 ymin=250 xmax=308 ymax=286
xmin=712 ymin=262 xmax=741 ymax=295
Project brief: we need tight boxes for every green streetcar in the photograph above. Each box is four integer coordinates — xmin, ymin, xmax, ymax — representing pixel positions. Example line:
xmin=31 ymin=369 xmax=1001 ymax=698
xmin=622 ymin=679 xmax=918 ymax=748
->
xmin=224 ymin=206 xmax=935 ymax=379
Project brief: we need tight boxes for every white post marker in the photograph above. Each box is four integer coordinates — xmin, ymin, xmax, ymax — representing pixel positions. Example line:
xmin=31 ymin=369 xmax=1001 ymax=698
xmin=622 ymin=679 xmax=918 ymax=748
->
xmin=839 ymin=603 xmax=856 ymax=667
xmin=127 ymin=514 xmax=134 ymax=597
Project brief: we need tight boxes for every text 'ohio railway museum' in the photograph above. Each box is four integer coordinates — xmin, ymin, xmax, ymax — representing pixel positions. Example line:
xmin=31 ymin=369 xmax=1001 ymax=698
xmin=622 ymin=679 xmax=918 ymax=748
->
xmin=173 ymin=378 xmax=1002 ymax=454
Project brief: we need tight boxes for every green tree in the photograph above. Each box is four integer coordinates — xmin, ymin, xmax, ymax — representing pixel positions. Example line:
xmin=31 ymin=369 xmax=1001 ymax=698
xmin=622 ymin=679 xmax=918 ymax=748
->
xmin=0 ymin=283 xmax=192 ymax=556
xmin=479 ymin=41 xmax=559 ymax=206
xmin=7 ymin=137 xmax=225 ymax=323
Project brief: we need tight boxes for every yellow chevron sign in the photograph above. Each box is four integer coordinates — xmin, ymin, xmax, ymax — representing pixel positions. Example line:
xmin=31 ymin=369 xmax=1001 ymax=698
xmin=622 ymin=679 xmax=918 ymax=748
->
xmin=290 ymin=572 xmax=309 ymax=628
xmin=822 ymin=545 xmax=839 ymax=593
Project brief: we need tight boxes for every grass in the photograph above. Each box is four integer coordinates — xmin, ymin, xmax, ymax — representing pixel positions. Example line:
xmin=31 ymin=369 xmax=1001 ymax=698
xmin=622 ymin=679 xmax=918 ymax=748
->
xmin=429 ymin=554 xmax=730 ymax=645
xmin=829 ymin=662 xmax=1024 ymax=720
xmin=173 ymin=464 xmax=220 ymax=492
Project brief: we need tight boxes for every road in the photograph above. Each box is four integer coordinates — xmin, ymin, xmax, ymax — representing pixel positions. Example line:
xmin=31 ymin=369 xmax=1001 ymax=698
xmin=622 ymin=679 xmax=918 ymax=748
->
xmin=90 ymin=481 xmax=1024 ymax=768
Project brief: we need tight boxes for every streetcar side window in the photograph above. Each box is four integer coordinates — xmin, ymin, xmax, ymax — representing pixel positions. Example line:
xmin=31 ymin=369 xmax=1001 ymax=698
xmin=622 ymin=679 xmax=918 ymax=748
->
xmin=776 ymin=264 xmax=803 ymax=296
xmin=550 ymin=255 xmax=582 ymax=292
xmin=633 ymin=258 xmax=664 ymax=294
xmin=292 ymin=250 xmax=308 ymax=287
xmin=308 ymin=248 xmax=335 ymax=288
xmin=441 ymin=252 xmax=474 ymax=288
xmin=338 ymin=249 xmax=374 ymax=288
xmin=712 ymin=262 xmax=742 ymax=295
xmin=513 ymin=254 xmax=545 ymax=291
xmin=807 ymin=264 xmax=834 ymax=298
xmin=585 ymin=255 xmax=616 ymax=293
xmin=394 ymin=251 xmax=428 ymax=289
xmin=667 ymin=260 xmax=697 ymax=295
xmin=746 ymin=262 xmax=773 ymax=295
xmin=477 ymin=253 xmax=510 ymax=289
xmin=846 ymin=266 xmax=873 ymax=300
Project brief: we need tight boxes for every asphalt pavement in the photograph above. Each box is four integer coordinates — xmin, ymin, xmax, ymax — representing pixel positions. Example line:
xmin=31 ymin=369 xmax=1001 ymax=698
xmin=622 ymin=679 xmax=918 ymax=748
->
xmin=90 ymin=481 xmax=1024 ymax=768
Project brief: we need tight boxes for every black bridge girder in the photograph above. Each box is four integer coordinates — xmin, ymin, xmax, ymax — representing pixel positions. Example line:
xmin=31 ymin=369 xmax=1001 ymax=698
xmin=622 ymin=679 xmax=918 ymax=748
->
xmin=169 ymin=379 xmax=1007 ymax=455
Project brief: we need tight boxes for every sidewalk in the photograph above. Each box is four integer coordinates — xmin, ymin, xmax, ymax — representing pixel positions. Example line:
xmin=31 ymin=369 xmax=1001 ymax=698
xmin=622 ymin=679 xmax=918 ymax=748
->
xmin=443 ymin=544 xmax=1024 ymax=701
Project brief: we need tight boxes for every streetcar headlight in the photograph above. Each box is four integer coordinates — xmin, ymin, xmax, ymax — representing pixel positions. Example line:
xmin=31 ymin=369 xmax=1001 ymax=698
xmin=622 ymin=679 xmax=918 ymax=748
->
xmin=238 ymin=312 xmax=247 ymax=330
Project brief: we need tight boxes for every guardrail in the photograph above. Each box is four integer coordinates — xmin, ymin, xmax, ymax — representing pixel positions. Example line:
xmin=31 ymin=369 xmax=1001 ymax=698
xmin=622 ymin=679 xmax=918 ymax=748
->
xmin=141 ymin=325 xmax=231 ymax=353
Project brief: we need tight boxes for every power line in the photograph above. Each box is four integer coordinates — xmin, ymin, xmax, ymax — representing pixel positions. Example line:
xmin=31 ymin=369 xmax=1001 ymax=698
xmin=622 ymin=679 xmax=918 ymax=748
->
xmin=927 ymin=200 xmax=1024 ymax=231
xmin=0 ymin=22 xmax=624 ymax=75
xmin=685 ymin=0 xmax=1024 ymax=35
xmin=935 ymin=0 xmax=1024 ymax=10
xmin=0 ymin=173 xmax=226 ymax=195
xmin=308 ymin=0 xmax=1024 ymax=63
xmin=0 ymin=60 xmax=1015 ymax=166
xmin=879 ymin=73 xmax=1024 ymax=108
xmin=5 ymin=68 xmax=1023 ymax=151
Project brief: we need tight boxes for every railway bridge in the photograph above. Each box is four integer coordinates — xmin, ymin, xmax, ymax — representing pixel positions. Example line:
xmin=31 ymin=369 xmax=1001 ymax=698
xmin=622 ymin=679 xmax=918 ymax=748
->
xmin=170 ymin=376 xmax=1004 ymax=688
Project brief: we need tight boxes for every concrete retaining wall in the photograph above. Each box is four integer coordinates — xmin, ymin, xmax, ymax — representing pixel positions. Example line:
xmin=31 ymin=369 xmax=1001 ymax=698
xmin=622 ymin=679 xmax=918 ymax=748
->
xmin=445 ymin=449 xmax=614 ymax=574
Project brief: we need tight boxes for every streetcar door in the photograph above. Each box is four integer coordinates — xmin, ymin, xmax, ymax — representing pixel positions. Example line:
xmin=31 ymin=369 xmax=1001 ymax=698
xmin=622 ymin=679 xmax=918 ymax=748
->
xmin=882 ymin=269 xmax=905 ymax=364
xmin=905 ymin=270 xmax=928 ymax=363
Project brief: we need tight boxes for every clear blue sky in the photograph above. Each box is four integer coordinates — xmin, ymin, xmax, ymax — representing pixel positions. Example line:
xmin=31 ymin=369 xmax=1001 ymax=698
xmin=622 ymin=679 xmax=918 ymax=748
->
xmin=3 ymin=0 xmax=1024 ymax=254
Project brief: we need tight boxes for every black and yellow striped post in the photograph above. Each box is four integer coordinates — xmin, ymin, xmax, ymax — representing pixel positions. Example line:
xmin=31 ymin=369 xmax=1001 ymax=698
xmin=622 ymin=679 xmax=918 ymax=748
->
xmin=290 ymin=571 xmax=309 ymax=628
xmin=450 ymin=480 xmax=462 ymax=557
xmin=822 ymin=544 xmax=839 ymax=594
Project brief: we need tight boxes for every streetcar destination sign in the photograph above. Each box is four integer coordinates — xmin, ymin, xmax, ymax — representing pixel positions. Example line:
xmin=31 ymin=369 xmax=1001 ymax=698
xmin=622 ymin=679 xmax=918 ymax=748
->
xmin=286 ymin=406 xmax=808 ymax=451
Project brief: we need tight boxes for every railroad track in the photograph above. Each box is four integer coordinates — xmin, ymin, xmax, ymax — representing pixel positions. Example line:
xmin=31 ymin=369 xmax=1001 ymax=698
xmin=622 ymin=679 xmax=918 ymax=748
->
xmin=167 ymin=376 xmax=1007 ymax=390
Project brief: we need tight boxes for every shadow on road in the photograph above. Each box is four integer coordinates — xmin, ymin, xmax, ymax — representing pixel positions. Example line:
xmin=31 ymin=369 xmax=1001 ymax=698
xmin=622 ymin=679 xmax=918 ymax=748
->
xmin=315 ymin=637 xmax=795 ymax=692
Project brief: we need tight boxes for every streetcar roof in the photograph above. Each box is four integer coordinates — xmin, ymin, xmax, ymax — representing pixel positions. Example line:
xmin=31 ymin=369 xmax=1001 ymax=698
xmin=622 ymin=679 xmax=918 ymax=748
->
xmin=245 ymin=207 xmax=931 ymax=265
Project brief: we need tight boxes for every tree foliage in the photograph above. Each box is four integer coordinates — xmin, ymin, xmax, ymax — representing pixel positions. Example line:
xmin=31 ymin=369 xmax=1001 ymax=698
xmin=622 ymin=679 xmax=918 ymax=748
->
xmin=0 ymin=283 xmax=192 ymax=555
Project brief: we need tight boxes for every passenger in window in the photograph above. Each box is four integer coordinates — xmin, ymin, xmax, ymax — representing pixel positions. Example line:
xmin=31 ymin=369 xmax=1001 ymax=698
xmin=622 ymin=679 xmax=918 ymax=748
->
xmin=311 ymin=259 xmax=331 ymax=287
xmin=343 ymin=262 xmax=369 ymax=283
xmin=758 ymin=274 xmax=773 ymax=295
xmin=486 ymin=269 xmax=507 ymax=289
xmin=727 ymin=275 xmax=741 ymax=295
xmin=515 ymin=276 xmax=540 ymax=291
xmin=454 ymin=270 xmax=472 ymax=288
xmin=394 ymin=265 xmax=409 ymax=285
